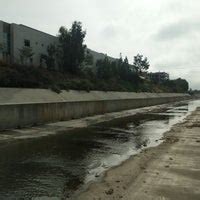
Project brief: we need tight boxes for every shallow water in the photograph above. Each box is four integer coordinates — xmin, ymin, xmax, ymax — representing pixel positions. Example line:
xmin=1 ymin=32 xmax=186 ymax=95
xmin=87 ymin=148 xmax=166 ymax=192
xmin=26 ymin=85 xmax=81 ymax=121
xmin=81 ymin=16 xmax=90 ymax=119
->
xmin=0 ymin=100 xmax=199 ymax=199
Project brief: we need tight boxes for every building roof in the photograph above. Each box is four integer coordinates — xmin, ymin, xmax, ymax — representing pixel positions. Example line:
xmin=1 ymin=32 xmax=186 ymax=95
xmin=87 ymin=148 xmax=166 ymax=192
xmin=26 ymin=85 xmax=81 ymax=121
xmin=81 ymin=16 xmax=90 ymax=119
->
xmin=18 ymin=24 xmax=56 ymax=38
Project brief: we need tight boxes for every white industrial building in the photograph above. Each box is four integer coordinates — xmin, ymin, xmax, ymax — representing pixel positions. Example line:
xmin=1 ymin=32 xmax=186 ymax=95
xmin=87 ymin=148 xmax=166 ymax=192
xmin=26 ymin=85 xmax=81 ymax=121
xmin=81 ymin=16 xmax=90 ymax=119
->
xmin=0 ymin=20 xmax=58 ymax=66
xmin=0 ymin=20 xmax=113 ymax=68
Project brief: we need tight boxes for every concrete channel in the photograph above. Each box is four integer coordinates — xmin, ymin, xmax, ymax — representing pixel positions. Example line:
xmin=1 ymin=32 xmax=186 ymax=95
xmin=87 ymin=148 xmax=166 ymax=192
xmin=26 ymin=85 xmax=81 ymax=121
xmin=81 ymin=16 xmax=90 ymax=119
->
xmin=0 ymin=88 xmax=190 ymax=130
xmin=0 ymin=99 xmax=199 ymax=199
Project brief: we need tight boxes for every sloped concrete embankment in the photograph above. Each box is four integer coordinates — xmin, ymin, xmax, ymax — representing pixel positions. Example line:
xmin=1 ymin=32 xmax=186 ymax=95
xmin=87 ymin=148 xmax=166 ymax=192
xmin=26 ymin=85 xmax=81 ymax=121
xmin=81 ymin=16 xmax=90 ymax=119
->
xmin=0 ymin=88 xmax=190 ymax=130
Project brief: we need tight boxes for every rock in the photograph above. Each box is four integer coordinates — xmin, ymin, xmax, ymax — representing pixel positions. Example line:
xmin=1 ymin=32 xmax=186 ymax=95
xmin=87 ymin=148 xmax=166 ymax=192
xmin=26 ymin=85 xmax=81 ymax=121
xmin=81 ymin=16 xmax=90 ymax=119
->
xmin=105 ymin=188 xmax=114 ymax=195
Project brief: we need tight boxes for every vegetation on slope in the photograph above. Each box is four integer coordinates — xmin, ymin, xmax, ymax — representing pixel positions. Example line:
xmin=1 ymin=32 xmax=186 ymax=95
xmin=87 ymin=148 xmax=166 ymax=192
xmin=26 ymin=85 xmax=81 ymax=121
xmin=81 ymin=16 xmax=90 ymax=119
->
xmin=0 ymin=21 xmax=189 ymax=93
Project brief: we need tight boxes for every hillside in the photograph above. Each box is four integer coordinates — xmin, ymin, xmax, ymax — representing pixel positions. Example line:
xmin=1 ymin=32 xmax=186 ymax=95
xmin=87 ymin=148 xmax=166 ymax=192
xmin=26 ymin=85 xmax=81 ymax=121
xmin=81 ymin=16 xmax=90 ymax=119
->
xmin=0 ymin=62 xmax=188 ymax=93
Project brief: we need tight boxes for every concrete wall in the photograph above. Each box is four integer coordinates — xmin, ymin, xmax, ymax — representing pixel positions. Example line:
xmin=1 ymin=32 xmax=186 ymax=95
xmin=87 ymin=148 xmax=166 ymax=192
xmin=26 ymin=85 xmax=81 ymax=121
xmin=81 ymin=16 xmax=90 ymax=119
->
xmin=0 ymin=20 xmax=5 ymax=60
xmin=0 ymin=21 xmax=3 ymax=60
xmin=0 ymin=20 xmax=12 ymax=63
xmin=0 ymin=88 xmax=190 ymax=130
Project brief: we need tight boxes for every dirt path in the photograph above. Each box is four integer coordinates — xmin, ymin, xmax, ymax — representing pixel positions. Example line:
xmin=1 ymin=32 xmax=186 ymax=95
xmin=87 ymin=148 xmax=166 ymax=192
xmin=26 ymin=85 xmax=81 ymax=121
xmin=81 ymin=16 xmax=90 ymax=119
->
xmin=76 ymin=107 xmax=200 ymax=200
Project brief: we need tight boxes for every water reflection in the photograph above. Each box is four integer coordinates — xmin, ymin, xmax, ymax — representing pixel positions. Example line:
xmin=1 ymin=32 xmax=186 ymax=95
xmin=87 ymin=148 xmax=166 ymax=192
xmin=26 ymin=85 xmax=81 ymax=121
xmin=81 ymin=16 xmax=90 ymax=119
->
xmin=0 ymin=100 xmax=199 ymax=199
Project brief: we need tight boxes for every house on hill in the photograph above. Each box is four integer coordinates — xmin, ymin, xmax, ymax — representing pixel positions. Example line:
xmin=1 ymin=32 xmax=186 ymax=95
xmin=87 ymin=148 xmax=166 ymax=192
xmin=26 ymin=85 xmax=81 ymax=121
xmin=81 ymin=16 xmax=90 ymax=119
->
xmin=148 ymin=72 xmax=169 ymax=83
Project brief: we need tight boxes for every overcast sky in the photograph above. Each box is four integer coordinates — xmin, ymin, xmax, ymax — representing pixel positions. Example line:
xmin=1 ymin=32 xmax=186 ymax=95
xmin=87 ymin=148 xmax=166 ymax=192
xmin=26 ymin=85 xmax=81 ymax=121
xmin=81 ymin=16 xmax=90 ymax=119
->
xmin=1 ymin=0 xmax=200 ymax=89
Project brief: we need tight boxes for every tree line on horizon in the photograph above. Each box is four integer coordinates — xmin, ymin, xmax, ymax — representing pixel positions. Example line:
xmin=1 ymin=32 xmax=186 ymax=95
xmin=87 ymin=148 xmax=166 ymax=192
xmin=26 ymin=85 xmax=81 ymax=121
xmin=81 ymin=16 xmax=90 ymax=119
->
xmin=17 ymin=21 xmax=150 ymax=74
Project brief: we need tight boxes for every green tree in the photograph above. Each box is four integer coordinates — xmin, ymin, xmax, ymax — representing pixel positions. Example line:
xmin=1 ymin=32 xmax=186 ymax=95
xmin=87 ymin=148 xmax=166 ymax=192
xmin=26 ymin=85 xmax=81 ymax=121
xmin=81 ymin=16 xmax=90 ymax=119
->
xmin=133 ymin=54 xmax=150 ymax=73
xmin=0 ymin=43 xmax=3 ymax=52
xmin=18 ymin=47 xmax=34 ymax=65
xmin=40 ymin=44 xmax=56 ymax=70
xmin=173 ymin=78 xmax=189 ymax=92
xmin=118 ymin=56 xmax=127 ymax=79
xmin=84 ymin=50 xmax=94 ymax=66
xmin=96 ymin=56 xmax=112 ymax=80
xmin=58 ymin=21 xmax=86 ymax=74
xmin=163 ymin=78 xmax=189 ymax=93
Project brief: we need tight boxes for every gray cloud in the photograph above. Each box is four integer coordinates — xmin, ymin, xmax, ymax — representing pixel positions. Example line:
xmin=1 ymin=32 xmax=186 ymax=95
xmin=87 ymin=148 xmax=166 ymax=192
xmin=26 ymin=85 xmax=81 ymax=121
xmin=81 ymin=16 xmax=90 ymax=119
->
xmin=154 ymin=19 xmax=200 ymax=41
xmin=101 ymin=24 xmax=118 ymax=39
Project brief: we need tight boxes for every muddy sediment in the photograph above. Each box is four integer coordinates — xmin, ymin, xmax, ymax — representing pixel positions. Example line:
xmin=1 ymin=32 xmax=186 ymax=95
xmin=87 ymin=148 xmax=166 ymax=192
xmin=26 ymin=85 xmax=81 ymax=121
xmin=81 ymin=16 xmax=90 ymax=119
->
xmin=76 ymin=107 xmax=200 ymax=200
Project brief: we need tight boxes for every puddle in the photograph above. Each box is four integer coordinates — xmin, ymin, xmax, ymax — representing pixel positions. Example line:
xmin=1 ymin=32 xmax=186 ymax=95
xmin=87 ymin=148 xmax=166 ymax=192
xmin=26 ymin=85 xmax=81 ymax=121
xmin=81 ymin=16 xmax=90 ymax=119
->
xmin=0 ymin=100 xmax=199 ymax=199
